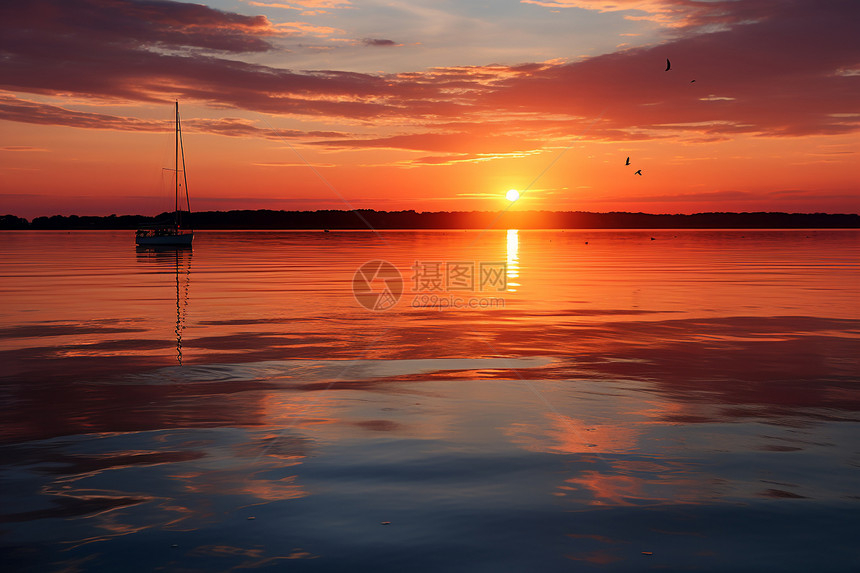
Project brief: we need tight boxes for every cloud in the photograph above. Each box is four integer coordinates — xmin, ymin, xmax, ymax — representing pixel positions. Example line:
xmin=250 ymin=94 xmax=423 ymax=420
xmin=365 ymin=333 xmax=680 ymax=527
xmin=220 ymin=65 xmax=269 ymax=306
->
xmin=0 ymin=95 xmax=169 ymax=131
xmin=519 ymin=0 xmax=779 ymax=29
xmin=2 ymin=146 xmax=48 ymax=152
xmin=295 ymin=0 xmax=352 ymax=6
xmin=0 ymin=0 xmax=280 ymax=55
xmin=246 ymin=1 xmax=300 ymax=9
xmin=601 ymin=190 xmax=759 ymax=203
xmin=362 ymin=38 xmax=400 ymax=47
xmin=0 ymin=94 xmax=348 ymax=140
xmin=410 ymin=151 xmax=543 ymax=166
xmin=592 ymin=189 xmax=860 ymax=204
xmin=252 ymin=161 xmax=337 ymax=167
xmin=1 ymin=1 xmax=441 ymax=116
xmin=483 ymin=0 xmax=860 ymax=138
xmin=281 ymin=0 xmax=351 ymax=8
xmin=0 ymin=0 xmax=857 ymax=150
xmin=245 ymin=0 xmax=352 ymax=16
xmin=312 ymin=130 xmax=546 ymax=153
xmin=274 ymin=21 xmax=343 ymax=37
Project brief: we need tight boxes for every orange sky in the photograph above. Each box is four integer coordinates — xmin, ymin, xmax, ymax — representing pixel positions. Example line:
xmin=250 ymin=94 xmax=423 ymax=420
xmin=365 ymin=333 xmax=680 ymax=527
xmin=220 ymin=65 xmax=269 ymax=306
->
xmin=1 ymin=0 xmax=858 ymax=219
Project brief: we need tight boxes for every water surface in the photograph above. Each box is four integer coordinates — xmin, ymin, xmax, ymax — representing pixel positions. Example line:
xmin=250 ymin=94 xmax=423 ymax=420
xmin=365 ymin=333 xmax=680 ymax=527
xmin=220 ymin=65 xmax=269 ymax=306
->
xmin=1 ymin=229 xmax=858 ymax=572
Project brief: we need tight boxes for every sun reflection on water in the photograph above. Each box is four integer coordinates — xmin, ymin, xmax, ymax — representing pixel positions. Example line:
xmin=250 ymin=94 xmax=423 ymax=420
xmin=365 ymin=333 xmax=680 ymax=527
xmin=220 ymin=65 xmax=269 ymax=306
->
xmin=506 ymin=229 xmax=520 ymax=291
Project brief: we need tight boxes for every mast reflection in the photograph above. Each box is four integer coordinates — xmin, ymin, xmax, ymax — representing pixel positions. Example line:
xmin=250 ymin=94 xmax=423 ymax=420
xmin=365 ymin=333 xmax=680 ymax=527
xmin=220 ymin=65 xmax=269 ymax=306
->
xmin=136 ymin=246 xmax=192 ymax=365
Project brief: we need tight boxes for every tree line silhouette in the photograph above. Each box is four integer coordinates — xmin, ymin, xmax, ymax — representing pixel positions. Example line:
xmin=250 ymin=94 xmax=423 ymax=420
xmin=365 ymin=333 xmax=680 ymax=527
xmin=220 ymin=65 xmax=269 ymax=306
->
xmin=1 ymin=210 xmax=858 ymax=230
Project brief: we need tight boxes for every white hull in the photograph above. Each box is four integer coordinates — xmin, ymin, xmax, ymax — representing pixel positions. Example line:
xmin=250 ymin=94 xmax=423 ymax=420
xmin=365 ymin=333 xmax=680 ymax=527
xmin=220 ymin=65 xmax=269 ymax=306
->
xmin=136 ymin=232 xmax=193 ymax=246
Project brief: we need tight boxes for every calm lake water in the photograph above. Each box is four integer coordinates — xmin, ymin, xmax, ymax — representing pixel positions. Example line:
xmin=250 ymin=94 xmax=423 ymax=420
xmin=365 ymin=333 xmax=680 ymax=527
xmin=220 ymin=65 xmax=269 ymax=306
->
xmin=1 ymin=229 xmax=859 ymax=572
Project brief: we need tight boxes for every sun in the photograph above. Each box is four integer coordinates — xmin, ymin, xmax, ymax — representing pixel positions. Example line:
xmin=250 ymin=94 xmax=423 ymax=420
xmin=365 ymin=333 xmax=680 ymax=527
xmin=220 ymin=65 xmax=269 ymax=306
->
xmin=505 ymin=189 xmax=520 ymax=202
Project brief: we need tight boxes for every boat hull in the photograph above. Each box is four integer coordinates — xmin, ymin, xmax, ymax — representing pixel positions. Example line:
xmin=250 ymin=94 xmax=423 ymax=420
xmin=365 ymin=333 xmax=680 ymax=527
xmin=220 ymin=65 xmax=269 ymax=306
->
xmin=135 ymin=232 xmax=193 ymax=246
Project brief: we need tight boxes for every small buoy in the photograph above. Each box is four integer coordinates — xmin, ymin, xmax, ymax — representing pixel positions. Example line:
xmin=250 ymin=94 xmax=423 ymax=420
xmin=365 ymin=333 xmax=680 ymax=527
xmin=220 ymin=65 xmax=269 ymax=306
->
xmin=585 ymin=241 xmax=588 ymax=245
xmin=170 ymin=544 xmax=179 ymax=548
xmin=247 ymin=516 xmax=256 ymax=520
xmin=650 ymin=237 xmax=656 ymax=240
xmin=642 ymin=551 xmax=653 ymax=556
xmin=381 ymin=521 xmax=391 ymax=525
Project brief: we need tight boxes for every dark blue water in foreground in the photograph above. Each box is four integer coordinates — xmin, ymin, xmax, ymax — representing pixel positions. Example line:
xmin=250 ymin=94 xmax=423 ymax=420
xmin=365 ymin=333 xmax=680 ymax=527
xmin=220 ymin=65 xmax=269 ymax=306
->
xmin=1 ymin=230 xmax=858 ymax=572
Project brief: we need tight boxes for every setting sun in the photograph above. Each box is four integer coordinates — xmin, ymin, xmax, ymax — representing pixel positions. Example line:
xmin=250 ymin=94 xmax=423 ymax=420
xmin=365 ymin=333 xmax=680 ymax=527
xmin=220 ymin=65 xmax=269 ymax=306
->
xmin=506 ymin=189 xmax=520 ymax=202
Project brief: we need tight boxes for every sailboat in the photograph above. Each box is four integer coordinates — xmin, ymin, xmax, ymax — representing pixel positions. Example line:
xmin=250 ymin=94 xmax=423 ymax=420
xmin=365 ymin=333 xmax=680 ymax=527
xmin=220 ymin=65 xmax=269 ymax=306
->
xmin=136 ymin=101 xmax=194 ymax=247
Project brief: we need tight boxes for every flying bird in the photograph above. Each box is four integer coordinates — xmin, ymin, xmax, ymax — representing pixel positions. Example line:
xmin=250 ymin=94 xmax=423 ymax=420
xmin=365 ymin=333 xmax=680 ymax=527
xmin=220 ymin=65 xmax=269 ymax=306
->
xmin=690 ymin=79 xmax=696 ymax=83
xmin=625 ymin=156 xmax=630 ymax=166
xmin=634 ymin=169 xmax=642 ymax=176
xmin=665 ymin=59 xmax=671 ymax=71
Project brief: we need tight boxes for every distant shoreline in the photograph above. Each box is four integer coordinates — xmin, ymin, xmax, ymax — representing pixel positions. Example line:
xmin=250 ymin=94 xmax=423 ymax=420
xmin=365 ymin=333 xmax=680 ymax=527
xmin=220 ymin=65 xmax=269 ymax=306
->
xmin=2 ymin=210 xmax=859 ymax=230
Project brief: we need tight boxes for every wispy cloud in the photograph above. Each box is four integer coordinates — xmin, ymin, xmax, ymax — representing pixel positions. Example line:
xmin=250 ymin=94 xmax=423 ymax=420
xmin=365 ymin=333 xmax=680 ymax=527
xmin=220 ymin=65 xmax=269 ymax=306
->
xmin=0 ymin=94 xmax=349 ymax=140
xmin=274 ymin=21 xmax=343 ymax=37
xmin=362 ymin=38 xmax=401 ymax=47
xmin=246 ymin=1 xmax=300 ymax=9
xmin=2 ymin=146 xmax=48 ymax=152
xmin=520 ymin=0 xmax=778 ymax=29
xmin=592 ymin=189 xmax=860 ymax=204
xmin=245 ymin=0 xmax=352 ymax=16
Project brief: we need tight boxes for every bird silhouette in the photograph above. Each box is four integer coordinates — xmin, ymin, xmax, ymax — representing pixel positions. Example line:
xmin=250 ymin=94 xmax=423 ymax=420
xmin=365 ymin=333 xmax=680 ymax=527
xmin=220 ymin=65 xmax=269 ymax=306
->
xmin=625 ymin=156 xmax=630 ymax=166
xmin=690 ymin=79 xmax=696 ymax=82
xmin=634 ymin=169 xmax=642 ymax=176
xmin=665 ymin=58 xmax=671 ymax=71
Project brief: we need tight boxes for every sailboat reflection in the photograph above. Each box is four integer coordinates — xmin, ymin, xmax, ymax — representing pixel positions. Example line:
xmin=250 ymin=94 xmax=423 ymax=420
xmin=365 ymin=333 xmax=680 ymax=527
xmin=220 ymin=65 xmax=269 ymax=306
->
xmin=135 ymin=246 xmax=192 ymax=365
xmin=506 ymin=229 xmax=520 ymax=291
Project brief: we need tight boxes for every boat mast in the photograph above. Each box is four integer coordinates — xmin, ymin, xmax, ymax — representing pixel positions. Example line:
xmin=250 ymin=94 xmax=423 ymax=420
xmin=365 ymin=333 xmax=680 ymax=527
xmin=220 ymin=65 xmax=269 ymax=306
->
xmin=175 ymin=101 xmax=180 ymax=229
xmin=179 ymin=111 xmax=191 ymax=228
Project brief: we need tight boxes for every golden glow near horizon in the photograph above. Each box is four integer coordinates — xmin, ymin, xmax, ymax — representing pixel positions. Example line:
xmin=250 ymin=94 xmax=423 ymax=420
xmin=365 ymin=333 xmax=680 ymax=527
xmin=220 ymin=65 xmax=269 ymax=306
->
xmin=506 ymin=189 xmax=520 ymax=202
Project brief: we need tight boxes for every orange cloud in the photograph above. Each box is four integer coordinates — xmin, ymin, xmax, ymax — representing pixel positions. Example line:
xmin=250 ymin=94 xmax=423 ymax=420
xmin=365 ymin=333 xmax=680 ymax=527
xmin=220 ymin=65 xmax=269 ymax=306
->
xmin=274 ymin=21 xmax=343 ymax=37
xmin=247 ymin=1 xmax=301 ymax=9
xmin=520 ymin=0 xmax=777 ymax=29
xmin=246 ymin=0 xmax=352 ymax=16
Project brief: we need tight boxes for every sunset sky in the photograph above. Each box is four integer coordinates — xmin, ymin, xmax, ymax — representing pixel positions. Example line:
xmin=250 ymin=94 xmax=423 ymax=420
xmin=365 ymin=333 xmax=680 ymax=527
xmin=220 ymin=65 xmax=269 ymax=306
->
xmin=1 ymin=0 xmax=858 ymax=218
